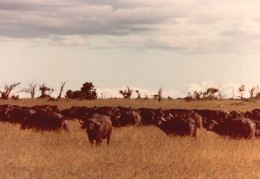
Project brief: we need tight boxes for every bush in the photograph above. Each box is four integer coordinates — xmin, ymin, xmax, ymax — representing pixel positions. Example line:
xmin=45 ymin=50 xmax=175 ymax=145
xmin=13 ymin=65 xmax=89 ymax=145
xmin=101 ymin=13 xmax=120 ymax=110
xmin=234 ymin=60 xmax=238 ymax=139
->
xmin=65 ymin=82 xmax=97 ymax=100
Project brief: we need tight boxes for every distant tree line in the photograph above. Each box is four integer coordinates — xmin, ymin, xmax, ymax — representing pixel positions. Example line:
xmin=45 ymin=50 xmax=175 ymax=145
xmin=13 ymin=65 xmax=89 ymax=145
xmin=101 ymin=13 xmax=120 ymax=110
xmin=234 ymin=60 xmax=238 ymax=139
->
xmin=1 ymin=81 xmax=260 ymax=102
xmin=119 ymin=87 xmax=163 ymax=102
xmin=0 ymin=81 xmax=97 ymax=100
xmin=183 ymin=84 xmax=260 ymax=102
xmin=184 ymin=87 xmax=223 ymax=102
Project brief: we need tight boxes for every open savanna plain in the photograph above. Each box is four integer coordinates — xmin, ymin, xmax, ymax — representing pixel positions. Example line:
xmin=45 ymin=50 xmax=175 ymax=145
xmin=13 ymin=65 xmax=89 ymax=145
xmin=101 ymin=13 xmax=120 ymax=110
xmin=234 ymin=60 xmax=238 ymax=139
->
xmin=2 ymin=99 xmax=260 ymax=178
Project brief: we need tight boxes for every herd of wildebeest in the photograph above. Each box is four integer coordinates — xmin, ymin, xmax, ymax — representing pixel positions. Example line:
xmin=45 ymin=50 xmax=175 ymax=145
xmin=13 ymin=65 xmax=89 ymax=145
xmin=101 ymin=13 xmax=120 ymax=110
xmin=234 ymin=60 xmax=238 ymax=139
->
xmin=1 ymin=104 xmax=260 ymax=145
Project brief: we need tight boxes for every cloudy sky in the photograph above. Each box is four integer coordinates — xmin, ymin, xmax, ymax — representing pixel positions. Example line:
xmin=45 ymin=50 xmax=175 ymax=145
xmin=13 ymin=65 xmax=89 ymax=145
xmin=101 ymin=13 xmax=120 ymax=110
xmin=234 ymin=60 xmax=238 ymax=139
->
xmin=1 ymin=0 xmax=260 ymax=98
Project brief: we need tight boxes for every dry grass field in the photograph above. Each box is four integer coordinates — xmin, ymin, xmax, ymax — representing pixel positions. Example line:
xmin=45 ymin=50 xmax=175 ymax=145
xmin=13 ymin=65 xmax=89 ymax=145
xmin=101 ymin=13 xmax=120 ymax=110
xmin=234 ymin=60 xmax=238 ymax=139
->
xmin=1 ymin=98 xmax=260 ymax=111
xmin=1 ymin=99 xmax=260 ymax=178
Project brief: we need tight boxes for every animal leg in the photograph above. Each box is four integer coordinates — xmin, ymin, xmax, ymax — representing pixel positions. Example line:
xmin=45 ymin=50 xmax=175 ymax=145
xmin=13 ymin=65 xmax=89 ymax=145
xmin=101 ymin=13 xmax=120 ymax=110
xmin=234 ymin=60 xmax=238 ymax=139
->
xmin=96 ymin=138 xmax=102 ymax=146
xmin=107 ymin=130 xmax=112 ymax=145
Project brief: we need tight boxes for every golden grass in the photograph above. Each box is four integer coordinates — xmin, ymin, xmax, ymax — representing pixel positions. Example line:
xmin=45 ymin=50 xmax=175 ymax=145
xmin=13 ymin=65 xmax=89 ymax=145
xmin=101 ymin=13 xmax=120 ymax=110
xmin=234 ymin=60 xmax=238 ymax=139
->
xmin=1 ymin=99 xmax=260 ymax=178
xmin=1 ymin=98 xmax=260 ymax=111
xmin=1 ymin=120 xmax=260 ymax=178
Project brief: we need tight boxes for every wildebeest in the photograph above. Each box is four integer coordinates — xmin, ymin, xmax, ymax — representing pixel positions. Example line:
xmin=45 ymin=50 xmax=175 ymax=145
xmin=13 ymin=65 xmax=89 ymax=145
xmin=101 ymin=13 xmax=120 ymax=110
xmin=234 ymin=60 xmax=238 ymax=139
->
xmin=79 ymin=113 xmax=112 ymax=145
xmin=205 ymin=117 xmax=256 ymax=139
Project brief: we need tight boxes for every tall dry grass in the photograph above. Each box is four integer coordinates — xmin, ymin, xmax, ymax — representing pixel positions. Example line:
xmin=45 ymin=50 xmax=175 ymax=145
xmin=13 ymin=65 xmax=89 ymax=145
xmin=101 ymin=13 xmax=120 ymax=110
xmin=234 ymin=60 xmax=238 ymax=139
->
xmin=1 ymin=120 xmax=260 ymax=178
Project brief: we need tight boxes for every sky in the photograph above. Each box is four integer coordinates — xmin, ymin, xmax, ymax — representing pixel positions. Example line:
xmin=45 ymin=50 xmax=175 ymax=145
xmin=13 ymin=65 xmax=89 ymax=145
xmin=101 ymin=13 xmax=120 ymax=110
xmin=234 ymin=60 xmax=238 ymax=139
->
xmin=1 ymin=0 xmax=260 ymax=98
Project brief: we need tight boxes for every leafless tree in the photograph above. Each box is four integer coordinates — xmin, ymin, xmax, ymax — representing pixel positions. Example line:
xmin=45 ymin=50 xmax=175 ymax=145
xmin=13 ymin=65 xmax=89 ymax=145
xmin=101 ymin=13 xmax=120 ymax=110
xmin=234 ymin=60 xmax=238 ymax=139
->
xmin=158 ymin=88 xmax=162 ymax=102
xmin=0 ymin=82 xmax=21 ymax=99
xmin=57 ymin=81 xmax=67 ymax=99
xmin=231 ymin=87 xmax=235 ymax=99
xmin=193 ymin=90 xmax=202 ymax=100
xmin=255 ymin=85 xmax=260 ymax=95
xmin=238 ymin=85 xmax=246 ymax=100
xmin=22 ymin=82 xmax=37 ymax=98
xmin=144 ymin=94 xmax=149 ymax=100
xmin=249 ymin=87 xmax=256 ymax=101
xmin=100 ymin=93 xmax=106 ymax=99
xmin=135 ymin=90 xmax=141 ymax=99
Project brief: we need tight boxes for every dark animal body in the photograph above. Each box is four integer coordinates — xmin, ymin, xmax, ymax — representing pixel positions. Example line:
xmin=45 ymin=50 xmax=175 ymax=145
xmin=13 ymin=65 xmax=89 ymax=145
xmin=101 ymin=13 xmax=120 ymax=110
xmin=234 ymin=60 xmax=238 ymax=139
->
xmin=113 ymin=107 xmax=142 ymax=126
xmin=205 ymin=117 xmax=256 ymax=139
xmin=21 ymin=106 xmax=68 ymax=131
xmin=139 ymin=108 xmax=164 ymax=125
xmin=157 ymin=117 xmax=197 ymax=136
xmin=157 ymin=110 xmax=197 ymax=137
xmin=2 ymin=104 xmax=260 ymax=140
xmin=80 ymin=113 xmax=112 ymax=145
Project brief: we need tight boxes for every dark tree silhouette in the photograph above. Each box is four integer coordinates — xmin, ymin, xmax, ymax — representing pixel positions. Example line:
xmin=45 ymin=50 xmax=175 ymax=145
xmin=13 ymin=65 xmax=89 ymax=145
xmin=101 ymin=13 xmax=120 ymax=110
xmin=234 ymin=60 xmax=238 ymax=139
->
xmin=22 ymin=82 xmax=37 ymax=98
xmin=158 ymin=88 xmax=162 ymax=102
xmin=238 ymin=85 xmax=246 ymax=100
xmin=135 ymin=90 xmax=141 ymax=99
xmin=57 ymin=81 xmax=67 ymax=99
xmin=80 ymin=82 xmax=98 ymax=100
xmin=119 ymin=87 xmax=133 ymax=99
xmin=65 ymin=82 xmax=97 ymax=100
xmin=0 ymin=82 xmax=21 ymax=99
xmin=39 ymin=84 xmax=55 ymax=98
xmin=193 ymin=90 xmax=202 ymax=100
xmin=203 ymin=88 xmax=219 ymax=100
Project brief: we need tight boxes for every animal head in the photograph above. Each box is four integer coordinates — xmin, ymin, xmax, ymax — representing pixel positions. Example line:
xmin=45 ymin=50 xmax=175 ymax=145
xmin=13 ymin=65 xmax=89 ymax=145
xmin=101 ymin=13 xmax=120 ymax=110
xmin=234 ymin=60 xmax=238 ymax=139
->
xmin=88 ymin=117 xmax=103 ymax=130
xmin=206 ymin=120 xmax=218 ymax=131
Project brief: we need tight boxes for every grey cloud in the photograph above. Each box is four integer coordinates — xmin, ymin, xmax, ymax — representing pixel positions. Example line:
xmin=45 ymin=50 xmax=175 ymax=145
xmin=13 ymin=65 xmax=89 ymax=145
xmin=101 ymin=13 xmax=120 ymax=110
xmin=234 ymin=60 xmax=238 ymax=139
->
xmin=1 ymin=0 xmax=260 ymax=54
xmin=0 ymin=1 xmax=178 ymax=38
xmin=219 ymin=30 xmax=246 ymax=37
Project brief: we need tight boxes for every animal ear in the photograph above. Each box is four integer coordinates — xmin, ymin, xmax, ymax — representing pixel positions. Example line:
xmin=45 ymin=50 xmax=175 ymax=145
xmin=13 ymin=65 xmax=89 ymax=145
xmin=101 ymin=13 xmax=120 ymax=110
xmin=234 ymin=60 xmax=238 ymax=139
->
xmin=157 ymin=120 xmax=163 ymax=126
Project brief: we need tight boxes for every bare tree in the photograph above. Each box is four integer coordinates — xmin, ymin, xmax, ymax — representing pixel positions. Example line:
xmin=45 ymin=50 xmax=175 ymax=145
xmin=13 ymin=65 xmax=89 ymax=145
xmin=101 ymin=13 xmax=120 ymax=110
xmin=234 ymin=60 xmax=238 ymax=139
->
xmin=231 ymin=87 xmax=235 ymax=99
xmin=57 ymin=81 xmax=67 ymax=99
xmin=193 ymin=90 xmax=202 ymax=100
xmin=100 ymin=93 xmax=106 ymax=99
xmin=22 ymin=82 xmax=37 ymax=98
xmin=249 ymin=87 xmax=256 ymax=101
xmin=158 ymin=88 xmax=162 ymax=102
xmin=238 ymin=85 xmax=246 ymax=100
xmin=144 ymin=94 xmax=149 ymax=100
xmin=135 ymin=90 xmax=141 ymax=99
xmin=0 ymin=82 xmax=21 ymax=99
xmin=255 ymin=85 xmax=260 ymax=99
xmin=256 ymin=85 xmax=260 ymax=95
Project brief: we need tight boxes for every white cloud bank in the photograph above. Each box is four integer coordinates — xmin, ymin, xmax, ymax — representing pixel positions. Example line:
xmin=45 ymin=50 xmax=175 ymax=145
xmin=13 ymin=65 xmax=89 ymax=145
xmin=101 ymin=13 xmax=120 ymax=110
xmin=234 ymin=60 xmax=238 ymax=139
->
xmin=96 ymin=81 xmax=257 ymax=99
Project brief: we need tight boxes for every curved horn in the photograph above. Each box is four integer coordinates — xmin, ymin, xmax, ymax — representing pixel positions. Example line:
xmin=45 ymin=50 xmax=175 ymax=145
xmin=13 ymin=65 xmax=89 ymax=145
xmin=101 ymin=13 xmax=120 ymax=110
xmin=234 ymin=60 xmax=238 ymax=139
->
xmin=78 ymin=118 xmax=85 ymax=125
xmin=91 ymin=118 xmax=102 ymax=125
xmin=94 ymin=121 xmax=101 ymax=125
xmin=225 ymin=111 xmax=232 ymax=116
xmin=211 ymin=120 xmax=218 ymax=125
xmin=161 ymin=117 xmax=167 ymax=122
